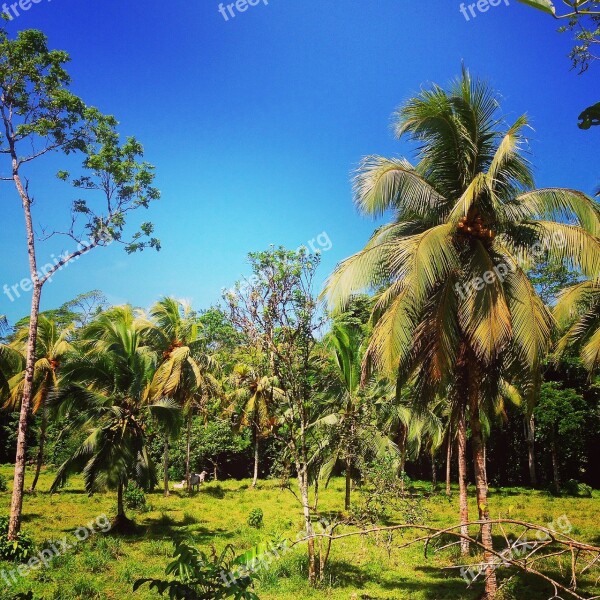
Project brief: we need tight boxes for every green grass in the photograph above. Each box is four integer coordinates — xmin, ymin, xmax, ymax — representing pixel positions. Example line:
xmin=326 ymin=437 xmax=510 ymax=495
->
xmin=1 ymin=465 xmax=599 ymax=599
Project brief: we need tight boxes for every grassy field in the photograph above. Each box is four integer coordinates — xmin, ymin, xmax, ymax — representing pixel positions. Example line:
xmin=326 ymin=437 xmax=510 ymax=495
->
xmin=1 ymin=465 xmax=599 ymax=600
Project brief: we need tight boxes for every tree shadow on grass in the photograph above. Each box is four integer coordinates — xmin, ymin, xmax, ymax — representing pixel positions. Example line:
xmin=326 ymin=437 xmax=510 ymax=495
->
xmin=202 ymin=484 xmax=226 ymax=499
xmin=324 ymin=559 xmax=474 ymax=598
xmin=136 ymin=514 xmax=235 ymax=544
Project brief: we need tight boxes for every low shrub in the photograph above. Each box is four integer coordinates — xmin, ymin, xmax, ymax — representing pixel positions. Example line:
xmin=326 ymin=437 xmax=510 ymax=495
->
xmin=0 ymin=515 xmax=35 ymax=562
xmin=124 ymin=482 xmax=147 ymax=511
xmin=0 ymin=473 xmax=8 ymax=492
xmin=247 ymin=508 xmax=264 ymax=529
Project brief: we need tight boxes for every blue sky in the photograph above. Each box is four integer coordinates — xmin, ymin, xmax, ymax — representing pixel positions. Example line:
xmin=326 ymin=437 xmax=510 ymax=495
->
xmin=1 ymin=0 xmax=598 ymax=322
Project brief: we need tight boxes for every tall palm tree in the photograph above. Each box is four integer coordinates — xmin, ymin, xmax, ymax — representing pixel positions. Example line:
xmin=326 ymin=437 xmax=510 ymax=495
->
xmin=325 ymin=69 xmax=600 ymax=598
xmin=143 ymin=298 xmax=220 ymax=494
xmin=1 ymin=316 xmax=73 ymax=492
xmin=228 ymin=360 xmax=283 ymax=487
xmin=50 ymin=306 xmax=179 ymax=529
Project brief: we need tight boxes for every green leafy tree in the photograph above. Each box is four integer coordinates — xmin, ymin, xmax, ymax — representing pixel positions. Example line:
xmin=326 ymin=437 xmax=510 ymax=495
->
xmin=49 ymin=307 xmax=178 ymax=529
xmin=535 ymin=382 xmax=588 ymax=492
xmin=325 ymin=69 xmax=600 ymax=598
xmin=225 ymin=247 xmax=326 ymax=585
xmin=195 ymin=419 xmax=248 ymax=481
xmin=0 ymin=28 xmax=160 ymax=540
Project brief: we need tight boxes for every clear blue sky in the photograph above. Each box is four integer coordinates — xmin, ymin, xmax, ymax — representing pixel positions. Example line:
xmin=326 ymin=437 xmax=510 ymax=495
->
xmin=1 ymin=0 xmax=598 ymax=322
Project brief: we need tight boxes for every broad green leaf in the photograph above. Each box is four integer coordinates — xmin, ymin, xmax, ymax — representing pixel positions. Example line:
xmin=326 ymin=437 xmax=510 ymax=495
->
xmin=516 ymin=0 xmax=556 ymax=14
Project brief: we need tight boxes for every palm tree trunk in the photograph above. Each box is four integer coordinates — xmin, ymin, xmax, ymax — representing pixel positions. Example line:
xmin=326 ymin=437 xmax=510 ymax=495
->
xmin=29 ymin=405 xmax=48 ymax=493
xmin=525 ymin=414 xmax=537 ymax=488
xmin=551 ymin=429 xmax=560 ymax=494
xmin=345 ymin=456 xmax=352 ymax=510
xmin=445 ymin=424 xmax=452 ymax=496
xmin=431 ymin=454 xmax=437 ymax=489
xmin=117 ymin=481 xmax=125 ymax=517
xmin=185 ymin=415 xmax=192 ymax=492
xmin=8 ymin=281 xmax=42 ymax=540
xmin=252 ymin=425 xmax=259 ymax=488
xmin=163 ymin=434 xmax=170 ymax=497
xmin=468 ymin=367 xmax=498 ymax=599
xmin=457 ymin=405 xmax=470 ymax=557
xmin=213 ymin=462 xmax=218 ymax=481
xmin=398 ymin=424 xmax=408 ymax=474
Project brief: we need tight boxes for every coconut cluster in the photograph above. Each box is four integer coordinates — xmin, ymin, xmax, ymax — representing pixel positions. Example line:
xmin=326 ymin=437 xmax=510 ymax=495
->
xmin=163 ymin=340 xmax=183 ymax=359
xmin=457 ymin=213 xmax=495 ymax=241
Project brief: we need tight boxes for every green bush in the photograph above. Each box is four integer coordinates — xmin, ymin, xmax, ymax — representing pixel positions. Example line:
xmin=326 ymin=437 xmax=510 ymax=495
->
xmin=0 ymin=515 xmax=35 ymax=562
xmin=124 ymin=482 xmax=147 ymax=511
xmin=564 ymin=479 xmax=593 ymax=497
xmin=0 ymin=473 xmax=7 ymax=492
xmin=247 ymin=508 xmax=264 ymax=529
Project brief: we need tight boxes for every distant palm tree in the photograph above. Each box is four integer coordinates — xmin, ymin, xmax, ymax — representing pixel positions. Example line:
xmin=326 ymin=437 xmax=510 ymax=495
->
xmin=50 ymin=306 xmax=179 ymax=529
xmin=2 ymin=316 xmax=73 ymax=492
xmin=228 ymin=360 xmax=283 ymax=487
xmin=143 ymin=297 xmax=220 ymax=494
xmin=315 ymin=324 xmax=399 ymax=510
xmin=326 ymin=69 xmax=600 ymax=598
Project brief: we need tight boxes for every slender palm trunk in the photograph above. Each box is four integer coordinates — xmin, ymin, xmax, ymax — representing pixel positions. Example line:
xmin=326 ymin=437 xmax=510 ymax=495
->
xmin=29 ymin=404 xmax=48 ymax=493
xmin=468 ymin=365 xmax=497 ymax=599
xmin=431 ymin=454 xmax=437 ymax=489
xmin=117 ymin=481 xmax=125 ymax=517
xmin=212 ymin=462 xmax=218 ymax=481
xmin=185 ymin=415 xmax=192 ymax=492
xmin=344 ymin=456 xmax=352 ymax=510
xmin=445 ymin=424 xmax=452 ymax=496
xmin=252 ymin=425 xmax=259 ymax=488
xmin=551 ymin=429 xmax=560 ymax=494
xmin=525 ymin=414 xmax=537 ymax=488
xmin=457 ymin=405 xmax=470 ymax=557
xmin=398 ymin=424 xmax=408 ymax=474
xmin=163 ymin=434 xmax=170 ymax=497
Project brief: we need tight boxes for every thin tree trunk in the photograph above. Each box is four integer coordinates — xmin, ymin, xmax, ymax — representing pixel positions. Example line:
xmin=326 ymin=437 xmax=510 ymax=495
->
xmin=29 ymin=405 xmax=48 ymax=493
xmin=163 ymin=434 xmax=170 ymax=497
xmin=185 ymin=415 xmax=192 ymax=492
xmin=398 ymin=424 xmax=408 ymax=474
xmin=297 ymin=465 xmax=316 ymax=585
xmin=8 ymin=137 xmax=43 ymax=540
xmin=8 ymin=285 xmax=41 ymax=540
xmin=252 ymin=426 xmax=259 ymax=488
xmin=431 ymin=454 xmax=437 ymax=489
xmin=551 ymin=430 xmax=560 ymax=494
xmin=344 ymin=456 xmax=352 ymax=510
xmin=457 ymin=405 xmax=470 ymax=557
xmin=469 ymin=367 xmax=498 ymax=599
xmin=446 ymin=424 xmax=452 ymax=496
xmin=525 ymin=414 xmax=538 ymax=488
xmin=117 ymin=481 xmax=125 ymax=517
xmin=213 ymin=463 xmax=218 ymax=481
